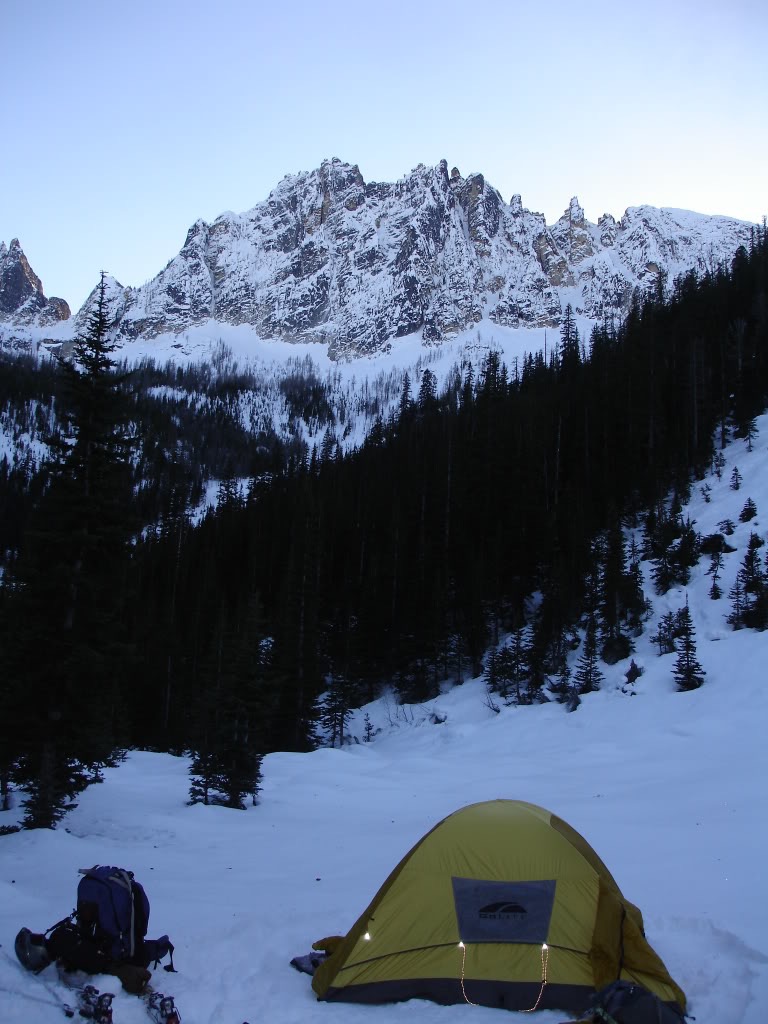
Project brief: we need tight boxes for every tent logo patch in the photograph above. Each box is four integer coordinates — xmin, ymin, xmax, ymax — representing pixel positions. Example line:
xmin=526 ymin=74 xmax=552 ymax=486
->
xmin=478 ymin=900 xmax=527 ymax=919
xmin=452 ymin=878 xmax=555 ymax=944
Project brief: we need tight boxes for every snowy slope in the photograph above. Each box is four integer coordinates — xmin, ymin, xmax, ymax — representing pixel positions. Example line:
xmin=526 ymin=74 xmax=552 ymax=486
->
xmin=1 ymin=414 xmax=767 ymax=1024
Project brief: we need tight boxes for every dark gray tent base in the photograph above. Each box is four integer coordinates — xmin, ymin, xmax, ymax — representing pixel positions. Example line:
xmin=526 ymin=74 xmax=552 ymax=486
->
xmin=320 ymin=977 xmax=594 ymax=1012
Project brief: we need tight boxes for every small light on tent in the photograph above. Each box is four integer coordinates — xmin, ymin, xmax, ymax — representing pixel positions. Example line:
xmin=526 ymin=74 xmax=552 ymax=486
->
xmin=363 ymin=932 xmax=371 ymax=941
xmin=458 ymin=941 xmax=465 ymax=949
xmin=542 ymin=943 xmax=548 ymax=951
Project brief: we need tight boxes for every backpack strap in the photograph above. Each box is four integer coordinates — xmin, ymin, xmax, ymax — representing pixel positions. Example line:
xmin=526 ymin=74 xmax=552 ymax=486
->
xmin=143 ymin=935 xmax=177 ymax=972
xmin=44 ymin=912 xmax=77 ymax=938
xmin=162 ymin=941 xmax=176 ymax=973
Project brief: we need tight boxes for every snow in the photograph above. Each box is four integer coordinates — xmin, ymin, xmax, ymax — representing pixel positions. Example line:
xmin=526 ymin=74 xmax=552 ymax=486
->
xmin=2 ymin=424 xmax=768 ymax=1024
xmin=2 ymin=164 xmax=755 ymax=359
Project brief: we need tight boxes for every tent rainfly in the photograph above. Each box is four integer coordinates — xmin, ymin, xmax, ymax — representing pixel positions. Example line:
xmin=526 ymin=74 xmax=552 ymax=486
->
xmin=312 ymin=799 xmax=686 ymax=1015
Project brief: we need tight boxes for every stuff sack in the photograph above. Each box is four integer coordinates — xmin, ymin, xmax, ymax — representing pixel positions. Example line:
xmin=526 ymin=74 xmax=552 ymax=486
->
xmin=585 ymin=980 xmax=685 ymax=1024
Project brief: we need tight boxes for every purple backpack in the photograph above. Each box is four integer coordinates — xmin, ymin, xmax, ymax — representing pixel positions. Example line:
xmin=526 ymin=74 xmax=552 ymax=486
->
xmin=76 ymin=865 xmax=173 ymax=969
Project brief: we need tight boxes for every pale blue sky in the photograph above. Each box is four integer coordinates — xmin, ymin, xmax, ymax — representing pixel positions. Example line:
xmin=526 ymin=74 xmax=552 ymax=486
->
xmin=2 ymin=0 xmax=766 ymax=313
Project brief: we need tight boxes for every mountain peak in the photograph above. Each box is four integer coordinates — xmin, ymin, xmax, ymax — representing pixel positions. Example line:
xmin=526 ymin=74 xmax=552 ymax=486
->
xmin=567 ymin=196 xmax=585 ymax=224
xmin=1 ymin=162 xmax=755 ymax=356
xmin=0 ymin=237 xmax=70 ymax=326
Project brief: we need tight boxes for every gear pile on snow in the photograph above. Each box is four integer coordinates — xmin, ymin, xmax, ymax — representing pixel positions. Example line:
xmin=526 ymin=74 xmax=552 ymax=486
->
xmin=13 ymin=865 xmax=180 ymax=1023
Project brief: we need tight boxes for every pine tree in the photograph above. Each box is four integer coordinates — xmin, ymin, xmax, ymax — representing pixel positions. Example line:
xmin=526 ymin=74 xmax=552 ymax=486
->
xmin=707 ymin=550 xmax=724 ymax=600
xmin=739 ymin=497 xmax=758 ymax=522
xmin=558 ymin=303 xmax=581 ymax=376
xmin=399 ymin=371 xmax=413 ymax=418
xmin=674 ymin=517 xmax=701 ymax=582
xmin=727 ymin=576 xmax=747 ymax=629
xmin=483 ymin=647 xmax=502 ymax=698
xmin=574 ymin=617 xmax=603 ymax=694
xmin=551 ymin=660 xmax=577 ymax=708
xmin=507 ymin=626 xmax=535 ymax=705
xmin=460 ymin=361 xmax=475 ymax=407
xmin=187 ymin=595 xmax=267 ymax=808
xmin=3 ymin=273 xmax=135 ymax=828
xmin=597 ymin=519 xmax=642 ymax=655
xmin=622 ymin=553 xmax=648 ymax=636
xmin=737 ymin=533 xmax=767 ymax=629
xmin=672 ymin=601 xmax=706 ymax=691
xmin=317 ymin=673 xmax=354 ymax=748
xmin=417 ymin=368 xmax=437 ymax=410
xmin=650 ymin=611 xmax=677 ymax=655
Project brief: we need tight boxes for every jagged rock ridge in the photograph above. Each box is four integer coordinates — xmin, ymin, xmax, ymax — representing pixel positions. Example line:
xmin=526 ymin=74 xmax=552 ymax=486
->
xmin=0 ymin=239 xmax=70 ymax=326
xmin=6 ymin=161 xmax=756 ymax=358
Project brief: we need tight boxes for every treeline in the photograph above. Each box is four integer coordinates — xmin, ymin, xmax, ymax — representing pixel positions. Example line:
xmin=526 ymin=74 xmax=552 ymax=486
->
xmin=1 ymin=230 xmax=767 ymax=828
xmin=133 ymin=232 xmax=768 ymax=749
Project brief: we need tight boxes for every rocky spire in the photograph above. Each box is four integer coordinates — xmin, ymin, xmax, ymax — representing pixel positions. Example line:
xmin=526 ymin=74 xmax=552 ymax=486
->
xmin=0 ymin=238 xmax=70 ymax=324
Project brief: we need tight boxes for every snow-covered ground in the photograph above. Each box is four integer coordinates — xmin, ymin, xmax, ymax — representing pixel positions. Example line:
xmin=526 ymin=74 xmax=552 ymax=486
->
xmin=0 ymin=317 xmax=579 ymax=483
xmin=1 ymin=418 xmax=768 ymax=1024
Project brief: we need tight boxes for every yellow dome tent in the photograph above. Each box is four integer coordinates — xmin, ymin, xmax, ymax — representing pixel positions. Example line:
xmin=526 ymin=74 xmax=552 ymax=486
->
xmin=312 ymin=799 xmax=685 ymax=1015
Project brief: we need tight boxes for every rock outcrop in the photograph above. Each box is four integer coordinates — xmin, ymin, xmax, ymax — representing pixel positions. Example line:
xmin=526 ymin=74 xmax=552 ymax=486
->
xmin=0 ymin=239 xmax=71 ymax=326
xmin=5 ymin=161 xmax=755 ymax=359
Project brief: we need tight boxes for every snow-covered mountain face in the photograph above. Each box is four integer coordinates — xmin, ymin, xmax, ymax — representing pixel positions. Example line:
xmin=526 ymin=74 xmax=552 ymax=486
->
xmin=0 ymin=239 xmax=70 ymax=327
xmin=3 ymin=160 xmax=756 ymax=359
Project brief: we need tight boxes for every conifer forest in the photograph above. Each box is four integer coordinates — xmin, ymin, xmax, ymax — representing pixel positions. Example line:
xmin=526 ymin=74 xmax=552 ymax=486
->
xmin=1 ymin=230 xmax=767 ymax=828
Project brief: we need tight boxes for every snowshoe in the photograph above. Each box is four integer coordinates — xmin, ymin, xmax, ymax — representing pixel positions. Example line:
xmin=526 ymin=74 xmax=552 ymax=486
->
xmin=146 ymin=991 xmax=181 ymax=1024
xmin=14 ymin=927 xmax=52 ymax=973
xmin=74 ymin=985 xmax=114 ymax=1024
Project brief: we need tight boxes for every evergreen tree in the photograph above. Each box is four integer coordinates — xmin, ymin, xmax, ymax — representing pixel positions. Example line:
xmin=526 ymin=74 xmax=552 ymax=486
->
xmin=363 ymin=713 xmax=375 ymax=742
xmin=739 ymin=497 xmax=758 ymax=522
xmin=460 ymin=361 xmax=475 ymax=407
xmin=558 ymin=303 xmax=581 ymax=376
xmin=622 ymin=551 xmax=649 ymax=636
xmin=187 ymin=595 xmax=267 ymax=808
xmin=672 ymin=601 xmax=706 ymax=691
xmin=483 ymin=647 xmax=502 ymax=698
xmin=317 ymin=673 xmax=354 ymax=748
xmin=743 ymin=417 xmax=758 ymax=451
xmin=551 ymin=659 xmax=577 ymax=708
xmin=727 ymin=576 xmax=747 ymax=629
xmin=650 ymin=608 xmax=694 ymax=656
xmin=484 ymin=629 xmax=533 ymax=706
xmin=598 ymin=522 xmax=626 ymax=641
xmin=417 ymin=368 xmax=437 ymax=410
xmin=707 ymin=550 xmax=724 ymax=600
xmin=737 ymin=533 xmax=768 ymax=629
xmin=574 ymin=617 xmax=603 ymax=694
xmin=399 ymin=371 xmax=413 ymax=418
xmin=478 ymin=350 xmax=507 ymax=398
xmin=674 ymin=517 xmax=701 ymax=582
xmin=3 ymin=273 xmax=135 ymax=828
xmin=507 ymin=626 xmax=535 ymax=705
